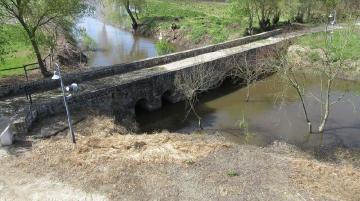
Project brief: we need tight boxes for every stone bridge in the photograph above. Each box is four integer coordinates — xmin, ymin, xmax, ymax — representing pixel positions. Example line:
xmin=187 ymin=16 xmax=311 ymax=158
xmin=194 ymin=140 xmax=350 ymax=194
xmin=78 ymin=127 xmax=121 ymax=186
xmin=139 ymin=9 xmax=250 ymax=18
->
xmin=0 ymin=27 xmax=323 ymax=134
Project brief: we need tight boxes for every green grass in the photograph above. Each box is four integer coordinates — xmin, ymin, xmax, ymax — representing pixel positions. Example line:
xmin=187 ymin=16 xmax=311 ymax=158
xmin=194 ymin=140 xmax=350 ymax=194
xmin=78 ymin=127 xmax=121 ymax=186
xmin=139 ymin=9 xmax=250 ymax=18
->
xmin=296 ymin=27 xmax=360 ymax=60
xmin=141 ymin=0 xmax=242 ymax=44
xmin=155 ymin=40 xmax=176 ymax=55
xmin=0 ymin=24 xmax=35 ymax=77
xmin=227 ymin=170 xmax=239 ymax=177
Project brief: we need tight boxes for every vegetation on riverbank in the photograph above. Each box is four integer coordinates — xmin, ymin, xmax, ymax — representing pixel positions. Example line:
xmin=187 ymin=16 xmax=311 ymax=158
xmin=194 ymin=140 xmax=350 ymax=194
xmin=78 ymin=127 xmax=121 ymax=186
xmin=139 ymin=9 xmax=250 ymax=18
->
xmin=155 ymin=40 xmax=176 ymax=55
xmin=143 ymin=0 xmax=238 ymax=44
xmin=105 ymin=0 xmax=359 ymax=51
xmin=104 ymin=0 xmax=243 ymax=49
xmin=296 ymin=26 xmax=360 ymax=60
xmin=0 ymin=25 xmax=35 ymax=77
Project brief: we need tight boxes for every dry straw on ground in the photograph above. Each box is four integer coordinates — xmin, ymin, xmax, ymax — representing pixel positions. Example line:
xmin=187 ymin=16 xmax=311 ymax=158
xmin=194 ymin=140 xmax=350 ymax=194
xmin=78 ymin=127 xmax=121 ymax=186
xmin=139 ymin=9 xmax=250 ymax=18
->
xmin=2 ymin=115 xmax=360 ymax=200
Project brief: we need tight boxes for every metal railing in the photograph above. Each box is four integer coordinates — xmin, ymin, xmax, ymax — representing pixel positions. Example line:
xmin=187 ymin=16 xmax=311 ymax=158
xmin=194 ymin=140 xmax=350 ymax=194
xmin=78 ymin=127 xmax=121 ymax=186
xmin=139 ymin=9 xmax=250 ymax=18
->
xmin=0 ymin=54 xmax=52 ymax=81
xmin=0 ymin=54 xmax=52 ymax=105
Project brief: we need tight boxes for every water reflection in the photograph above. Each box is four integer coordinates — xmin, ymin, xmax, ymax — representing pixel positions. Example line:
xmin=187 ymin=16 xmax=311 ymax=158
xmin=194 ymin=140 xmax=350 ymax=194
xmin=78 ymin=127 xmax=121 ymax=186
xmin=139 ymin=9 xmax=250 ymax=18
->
xmin=77 ymin=17 xmax=158 ymax=67
xmin=136 ymin=74 xmax=360 ymax=151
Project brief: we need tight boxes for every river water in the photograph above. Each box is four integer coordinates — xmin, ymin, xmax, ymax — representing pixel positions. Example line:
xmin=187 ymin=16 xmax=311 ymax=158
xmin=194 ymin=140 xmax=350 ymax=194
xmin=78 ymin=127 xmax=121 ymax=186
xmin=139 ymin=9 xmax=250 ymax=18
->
xmin=77 ymin=17 xmax=158 ymax=67
xmin=137 ymin=74 xmax=360 ymax=151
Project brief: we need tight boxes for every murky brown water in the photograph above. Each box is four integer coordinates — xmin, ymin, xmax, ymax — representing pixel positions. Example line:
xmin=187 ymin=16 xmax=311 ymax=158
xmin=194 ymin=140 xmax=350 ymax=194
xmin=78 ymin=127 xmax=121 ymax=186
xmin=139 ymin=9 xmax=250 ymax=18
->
xmin=137 ymin=73 xmax=360 ymax=151
xmin=77 ymin=17 xmax=158 ymax=67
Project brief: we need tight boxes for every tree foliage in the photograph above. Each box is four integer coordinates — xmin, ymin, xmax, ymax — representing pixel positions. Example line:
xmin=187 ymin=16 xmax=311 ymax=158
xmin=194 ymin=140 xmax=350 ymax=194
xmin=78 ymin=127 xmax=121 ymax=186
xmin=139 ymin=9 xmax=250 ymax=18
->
xmin=0 ymin=0 xmax=90 ymax=77
xmin=230 ymin=0 xmax=283 ymax=32
xmin=231 ymin=0 xmax=356 ymax=31
xmin=0 ymin=19 xmax=6 ymax=62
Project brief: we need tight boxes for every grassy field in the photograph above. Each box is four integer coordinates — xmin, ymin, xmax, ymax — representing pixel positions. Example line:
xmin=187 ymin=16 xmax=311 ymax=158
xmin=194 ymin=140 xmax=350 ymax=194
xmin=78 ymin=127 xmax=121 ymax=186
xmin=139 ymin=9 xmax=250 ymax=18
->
xmin=296 ymin=26 xmax=360 ymax=60
xmin=0 ymin=24 xmax=35 ymax=77
xmin=141 ymin=0 xmax=242 ymax=44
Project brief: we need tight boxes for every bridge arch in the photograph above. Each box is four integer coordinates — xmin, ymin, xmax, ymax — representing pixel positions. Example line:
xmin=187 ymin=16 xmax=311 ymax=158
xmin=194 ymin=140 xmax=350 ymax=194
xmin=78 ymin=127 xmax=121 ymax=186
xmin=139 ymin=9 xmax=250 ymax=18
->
xmin=161 ymin=90 xmax=173 ymax=105
xmin=134 ymin=98 xmax=150 ymax=114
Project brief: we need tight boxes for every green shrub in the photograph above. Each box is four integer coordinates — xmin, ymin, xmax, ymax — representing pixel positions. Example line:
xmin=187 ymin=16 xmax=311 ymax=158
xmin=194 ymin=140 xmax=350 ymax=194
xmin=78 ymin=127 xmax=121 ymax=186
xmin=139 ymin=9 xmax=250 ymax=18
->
xmin=227 ymin=170 xmax=239 ymax=177
xmin=155 ymin=40 xmax=176 ymax=55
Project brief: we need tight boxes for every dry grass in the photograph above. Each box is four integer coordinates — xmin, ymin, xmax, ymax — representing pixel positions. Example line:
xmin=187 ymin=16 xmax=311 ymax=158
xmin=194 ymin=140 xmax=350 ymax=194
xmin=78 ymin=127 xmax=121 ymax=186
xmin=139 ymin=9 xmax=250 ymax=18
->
xmin=291 ymin=159 xmax=360 ymax=201
xmin=2 ymin=115 xmax=360 ymax=200
xmin=39 ymin=115 xmax=233 ymax=164
xmin=6 ymin=115 xmax=232 ymax=199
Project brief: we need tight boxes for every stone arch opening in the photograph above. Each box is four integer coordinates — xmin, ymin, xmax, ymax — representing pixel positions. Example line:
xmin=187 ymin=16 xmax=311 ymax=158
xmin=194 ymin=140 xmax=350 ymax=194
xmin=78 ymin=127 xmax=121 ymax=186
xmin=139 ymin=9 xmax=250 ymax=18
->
xmin=134 ymin=98 xmax=149 ymax=115
xmin=161 ymin=90 xmax=173 ymax=106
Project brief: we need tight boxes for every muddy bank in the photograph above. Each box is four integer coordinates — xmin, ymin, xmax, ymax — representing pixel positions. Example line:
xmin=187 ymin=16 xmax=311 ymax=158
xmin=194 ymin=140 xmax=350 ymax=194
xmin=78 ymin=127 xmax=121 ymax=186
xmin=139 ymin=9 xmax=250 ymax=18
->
xmin=1 ymin=115 xmax=359 ymax=201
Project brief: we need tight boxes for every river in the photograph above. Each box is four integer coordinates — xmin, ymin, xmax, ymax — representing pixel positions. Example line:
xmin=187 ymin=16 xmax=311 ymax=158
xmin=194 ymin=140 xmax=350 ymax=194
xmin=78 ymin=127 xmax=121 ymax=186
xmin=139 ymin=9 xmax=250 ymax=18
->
xmin=136 ymin=73 xmax=360 ymax=153
xmin=77 ymin=17 xmax=158 ymax=67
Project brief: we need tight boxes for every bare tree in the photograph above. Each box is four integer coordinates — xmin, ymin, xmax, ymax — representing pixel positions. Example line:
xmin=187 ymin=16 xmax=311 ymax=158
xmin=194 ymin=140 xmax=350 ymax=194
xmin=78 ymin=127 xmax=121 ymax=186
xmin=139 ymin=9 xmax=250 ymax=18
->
xmin=230 ymin=51 xmax=276 ymax=102
xmin=277 ymin=53 xmax=314 ymax=133
xmin=174 ymin=62 xmax=228 ymax=129
xmin=277 ymin=21 xmax=356 ymax=133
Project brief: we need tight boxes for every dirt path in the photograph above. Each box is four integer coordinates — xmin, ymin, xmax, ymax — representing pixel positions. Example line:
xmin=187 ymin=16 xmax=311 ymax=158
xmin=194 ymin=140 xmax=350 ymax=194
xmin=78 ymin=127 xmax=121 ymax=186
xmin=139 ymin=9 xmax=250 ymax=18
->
xmin=0 ymin=171 xmax=107 ymax=201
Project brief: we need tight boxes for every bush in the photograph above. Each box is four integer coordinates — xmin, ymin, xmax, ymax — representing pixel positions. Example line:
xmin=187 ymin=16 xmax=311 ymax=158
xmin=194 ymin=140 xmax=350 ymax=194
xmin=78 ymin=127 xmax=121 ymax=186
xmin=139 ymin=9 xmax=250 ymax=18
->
xmin=155 ymin=40 xmax=176 ymax=55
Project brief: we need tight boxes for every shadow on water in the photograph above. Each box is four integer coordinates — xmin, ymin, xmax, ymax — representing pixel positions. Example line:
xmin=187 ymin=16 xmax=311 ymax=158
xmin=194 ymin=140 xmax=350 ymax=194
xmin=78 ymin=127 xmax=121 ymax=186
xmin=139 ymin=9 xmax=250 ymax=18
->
xmin=135 ymin=78 xmax=241 ymax=133
xmin=136 ymin=73 xmax=360 ymax=159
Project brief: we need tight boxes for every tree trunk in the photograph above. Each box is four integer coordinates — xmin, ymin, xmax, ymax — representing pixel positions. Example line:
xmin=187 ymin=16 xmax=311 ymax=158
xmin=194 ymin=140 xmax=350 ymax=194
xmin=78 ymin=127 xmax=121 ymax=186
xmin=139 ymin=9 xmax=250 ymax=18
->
xmin=18 ymin=18 xmax=50 ymax=77
xmin=246 ymin=3 xmax=254 ymax=35
xmin=289 ymin=74 xmax=312 ymax=133
xmin=30 ymin=37 xmax=50 ymax=77
xmin=318 ymin=79 xmax=332 ymax=133
xmin=125 ymin=0 xmax=139 ymax=31
xmin=295 ymin=10 xmax=304 ymax=23
xmin=190 ymin=101 xmax=203 ymax=130
xmin=246 ymin=84 xmax=251 ymax=102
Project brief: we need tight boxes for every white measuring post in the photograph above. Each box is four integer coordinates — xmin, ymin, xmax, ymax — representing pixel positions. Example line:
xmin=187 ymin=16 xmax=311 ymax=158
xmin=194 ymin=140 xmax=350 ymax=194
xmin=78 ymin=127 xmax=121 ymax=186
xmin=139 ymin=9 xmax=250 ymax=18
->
xmin=0 ymin=125 xmax=13 ymax=146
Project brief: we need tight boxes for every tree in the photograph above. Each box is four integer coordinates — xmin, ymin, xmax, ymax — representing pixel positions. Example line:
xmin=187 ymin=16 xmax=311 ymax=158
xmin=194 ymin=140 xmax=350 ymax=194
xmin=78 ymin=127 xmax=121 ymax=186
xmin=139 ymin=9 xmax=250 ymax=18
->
xmin=277 ymin=23 xmax=356 ymax=133
xmin=230 ymin=53 xmax=275 ymax=102
xmin=110 ymin=0 xmax=145 ymax=31
xmin=174 ymin=63 xmax=228 ymax=130
xmin=254 ymin=0 xmax=282 ymax=31
xmin=0 ymin=0 xmax=89 ymax=77
xmin=230 ymin=0 xmax=283 ymax=32
xmin=230 ymin=0 xmax=256 ymax=35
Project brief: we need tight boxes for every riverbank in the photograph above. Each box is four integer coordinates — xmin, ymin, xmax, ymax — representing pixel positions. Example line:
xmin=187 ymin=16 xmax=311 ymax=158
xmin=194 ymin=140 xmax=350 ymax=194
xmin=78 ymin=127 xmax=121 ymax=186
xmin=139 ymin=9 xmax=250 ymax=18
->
xmin=142 ymin=0 xmax=240 ymax=49
xmin=1 ymin=115 xmax=359 ymax=201
xmin=289 ymin=26 xmax=360 ymax=81
xmin=104 ymin=0 xmax=243 ymax=50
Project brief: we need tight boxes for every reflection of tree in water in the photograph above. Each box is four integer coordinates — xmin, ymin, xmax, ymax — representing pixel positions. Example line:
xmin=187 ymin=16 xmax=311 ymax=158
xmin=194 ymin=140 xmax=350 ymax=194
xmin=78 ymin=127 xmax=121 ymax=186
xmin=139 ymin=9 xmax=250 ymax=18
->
xmin=95 ymin=22 xmax=149 ymax=64
xmin=108 ymin=34 xmax=149 ymax=64
xmin=128 ymin=36 xmax=148 ymax=60
xmin=103 ymin=0 xmax=129 ymax=26
xmin=99 ymin=23 xmax=111 ymax=51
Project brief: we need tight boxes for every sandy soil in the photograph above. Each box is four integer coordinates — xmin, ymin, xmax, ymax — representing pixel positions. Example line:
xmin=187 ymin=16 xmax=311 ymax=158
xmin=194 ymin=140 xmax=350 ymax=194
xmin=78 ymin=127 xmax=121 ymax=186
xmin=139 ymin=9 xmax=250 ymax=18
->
xmin=1 ymin=115 xmax=359 ymax=201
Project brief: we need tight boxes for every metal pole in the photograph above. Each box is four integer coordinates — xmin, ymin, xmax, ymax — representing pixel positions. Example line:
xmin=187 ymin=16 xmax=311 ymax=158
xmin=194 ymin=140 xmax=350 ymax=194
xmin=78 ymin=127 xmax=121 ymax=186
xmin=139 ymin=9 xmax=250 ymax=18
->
xmin=55 ymin=64 xmax=76 ymax=144
xmin=23 ymin=65 xmax=29 ymax=81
